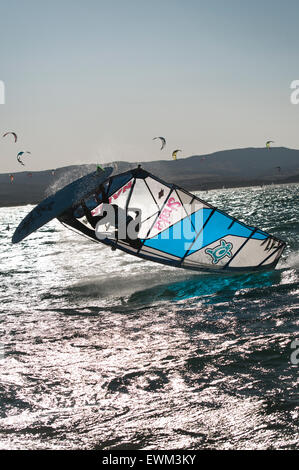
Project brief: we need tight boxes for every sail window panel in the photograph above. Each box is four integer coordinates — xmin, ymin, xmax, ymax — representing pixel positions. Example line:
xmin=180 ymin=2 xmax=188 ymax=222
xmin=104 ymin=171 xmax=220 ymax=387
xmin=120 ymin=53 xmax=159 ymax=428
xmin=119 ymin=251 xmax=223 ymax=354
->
xmin=128 ymin=178 xmax=158 ymax=222
xmin=145 ymin=176 xmax=172 ymax=209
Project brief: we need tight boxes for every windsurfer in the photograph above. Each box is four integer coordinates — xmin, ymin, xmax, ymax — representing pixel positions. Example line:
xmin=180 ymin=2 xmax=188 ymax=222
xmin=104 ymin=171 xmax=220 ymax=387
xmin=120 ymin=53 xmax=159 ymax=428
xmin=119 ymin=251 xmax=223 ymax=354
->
xmin=80 ymin=187 xmax=141 ymax=249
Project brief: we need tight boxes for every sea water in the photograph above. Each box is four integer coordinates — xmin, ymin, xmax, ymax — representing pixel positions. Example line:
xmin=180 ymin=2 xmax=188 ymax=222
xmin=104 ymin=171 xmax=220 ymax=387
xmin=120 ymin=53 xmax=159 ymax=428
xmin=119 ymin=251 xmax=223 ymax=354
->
xmin=0 ymin=184 xmax=298 ymax=449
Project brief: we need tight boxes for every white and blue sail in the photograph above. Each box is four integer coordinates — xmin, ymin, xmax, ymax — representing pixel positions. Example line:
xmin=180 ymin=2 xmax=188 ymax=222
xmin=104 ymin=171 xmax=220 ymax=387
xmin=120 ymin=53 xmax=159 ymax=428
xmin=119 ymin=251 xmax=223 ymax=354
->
xmin=13 ymin=166 xmax=286 ymax=272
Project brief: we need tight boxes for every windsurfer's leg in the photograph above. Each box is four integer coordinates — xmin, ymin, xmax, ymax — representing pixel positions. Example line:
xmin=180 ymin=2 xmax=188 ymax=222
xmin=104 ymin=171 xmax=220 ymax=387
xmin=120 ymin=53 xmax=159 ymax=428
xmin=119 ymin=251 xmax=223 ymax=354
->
xmin=80 ymin=200 xmax=106 ymax=229
xmin=95 ymin=185 xmax=109 ymax=204
xmin=81 ymin=201 xmax=97 ymax=228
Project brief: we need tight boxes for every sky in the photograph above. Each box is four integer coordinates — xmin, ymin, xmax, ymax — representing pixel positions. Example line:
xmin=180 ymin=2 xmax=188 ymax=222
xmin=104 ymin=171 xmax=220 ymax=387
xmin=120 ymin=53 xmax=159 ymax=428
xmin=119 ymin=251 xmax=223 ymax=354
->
xmin=0 ymin=0 xmax=299 ymax=172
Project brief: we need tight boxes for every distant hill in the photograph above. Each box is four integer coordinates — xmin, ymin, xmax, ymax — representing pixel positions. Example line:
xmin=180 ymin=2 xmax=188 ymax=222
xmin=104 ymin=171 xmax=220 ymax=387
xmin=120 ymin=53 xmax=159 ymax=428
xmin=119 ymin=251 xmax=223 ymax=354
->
xmin=0 ymin=147 xmax=298 ymax=207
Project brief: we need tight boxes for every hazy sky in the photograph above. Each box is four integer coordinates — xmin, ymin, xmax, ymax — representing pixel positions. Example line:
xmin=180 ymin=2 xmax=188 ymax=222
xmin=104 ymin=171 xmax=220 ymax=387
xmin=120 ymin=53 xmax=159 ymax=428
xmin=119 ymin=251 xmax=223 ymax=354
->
xmin=1 ymin=0 xmax=299 ymax=172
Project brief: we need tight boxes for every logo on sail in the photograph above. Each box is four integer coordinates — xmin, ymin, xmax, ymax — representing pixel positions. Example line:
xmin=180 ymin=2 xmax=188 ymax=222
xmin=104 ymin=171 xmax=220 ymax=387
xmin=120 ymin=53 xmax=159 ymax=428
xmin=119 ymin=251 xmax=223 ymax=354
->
xmin=205 ymin=239 xmax=233 ymax=264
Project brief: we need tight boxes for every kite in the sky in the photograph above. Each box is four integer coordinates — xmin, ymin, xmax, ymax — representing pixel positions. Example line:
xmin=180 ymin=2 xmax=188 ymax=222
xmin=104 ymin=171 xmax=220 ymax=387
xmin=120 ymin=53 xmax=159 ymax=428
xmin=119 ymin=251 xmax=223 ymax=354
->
xmin=153 ymin=137 xmax=166 ymax=150
xmin=172 ymin=149 xmax=181 ymax=160
xmin=3 ymin=132 xmax=17 ymax=143
xmin=17 ymin=151 xmax=31 ymax=166
xmin=275 ymin=166 xmax=281 ymax=173
xmin=266 ymin=141 xmax=274 ymax=150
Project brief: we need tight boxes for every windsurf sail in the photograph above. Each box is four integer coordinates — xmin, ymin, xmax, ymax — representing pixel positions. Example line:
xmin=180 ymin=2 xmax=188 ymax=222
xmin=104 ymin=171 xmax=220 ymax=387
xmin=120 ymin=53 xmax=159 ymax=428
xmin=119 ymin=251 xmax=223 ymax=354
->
xmin=60 ymin=167 xmax=286 ymax=272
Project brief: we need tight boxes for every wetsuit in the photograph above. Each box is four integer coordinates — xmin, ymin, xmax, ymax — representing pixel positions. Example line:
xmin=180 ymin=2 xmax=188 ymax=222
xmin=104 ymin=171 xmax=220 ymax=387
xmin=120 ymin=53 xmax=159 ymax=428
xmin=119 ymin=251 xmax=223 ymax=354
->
xmin=79 ymin=186 xmax=142 ymax=249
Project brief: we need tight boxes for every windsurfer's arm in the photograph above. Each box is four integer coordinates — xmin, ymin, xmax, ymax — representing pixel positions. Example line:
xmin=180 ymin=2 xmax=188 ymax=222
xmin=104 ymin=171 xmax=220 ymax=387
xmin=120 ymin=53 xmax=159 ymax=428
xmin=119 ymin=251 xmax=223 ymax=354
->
xmin=96 ymin=184 xmax=109 ymax=204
